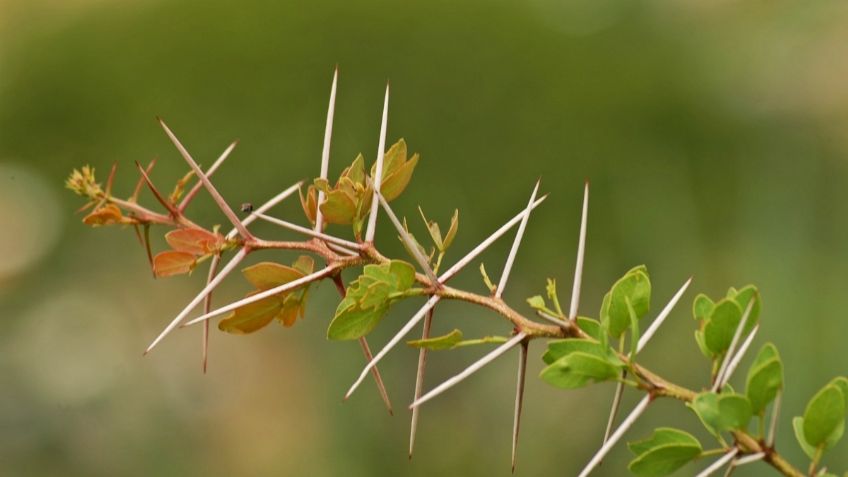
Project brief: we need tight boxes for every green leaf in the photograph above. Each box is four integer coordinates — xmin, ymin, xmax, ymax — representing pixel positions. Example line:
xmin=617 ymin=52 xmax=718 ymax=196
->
xmin=745 ymin=343 xmax=783 ymax=415
xmin=628 ymin=428 xmax=701 ymax=455
xmin=320 ymin=187 xmax=357 ymax=225
xmin=443 ymin=209 xmax=459 ymax=250
xmin=542 ymin=338 xmax=619 ymax=365
xmin=406 ymin=329 xmax=463 ymax=350
xmin=694 ymin=330 xmax=711 ymax=358
xmin=793 ymin=416 xmax=818 ymax=459
xmin=729 ymin=285 xmax=760 ymax=334
xmin=703 ymin=298 xmax=743 ymax=356
xmin=546 ymin=278 xmax=564 ymax=316
xmin=576 ymin=317 xmax=602 ymax=340
xmin=327 ymin=260 xmax=417 ymax=340
xmin=718 ymin=394 xmax=753 ymax=430
xmin=692 ymin=293 xmax=715 ymax=321
xmin=690 ymin=392 xmax=752 ymax=434
xmin=373 ymin=139 xmax=420 ymax=202
xmin=802 ymin=383 xmax=846 ymax=449
xmin=539 ymin=351 xmax=622 ymax=389
xmin=601 ymin=266 xmax=651 ymax=339
xmin=479 ymin=263 xmax=496 ymax=292
xmin=626 ymin=297 xmax=640 ymax=360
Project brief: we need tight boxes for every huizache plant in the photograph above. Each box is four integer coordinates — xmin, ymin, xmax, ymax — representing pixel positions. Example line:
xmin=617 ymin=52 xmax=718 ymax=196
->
xmin=66 ymin=68 xmax=847 ymax=477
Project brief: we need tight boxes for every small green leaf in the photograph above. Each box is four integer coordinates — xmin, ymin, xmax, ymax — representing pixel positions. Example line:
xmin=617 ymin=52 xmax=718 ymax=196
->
xmin=703 ymin=298 xmax=743 ymax=356
xmin=693 ymin=293 xmax=715 ymax=321
xmin=443 ymin=209 xmax=459 ymax=250
xmin=527 ymin=295 xmax=548 ymax=311
xmin=601 ymin=266 xmax=651 ymax=339
xmin=539 ymin=351 xmax=622 ymax=389
xmin=718 ymin=394 xmax=753 ymax=430
xmin=793 ymin=416 xmax=818 ymax=459
xmin=694 ymin=329 xmax=711 ymax=358
xmin=327 ymin=260 xmax=417 ymax=340
xmin=729 ymin=285 xmax=760 ymax=334
xmin=690 ymin=392 xmax=722 ymax=436
xmin=480 ymin=263 xmax=496 ymax=292
xmin=546 ymin=278 xmax=564 ymax=316
xmin=542 ymin=338 xmax=617 ymax=365
xmin=626 ymin=297 xmax=640 ymax=360
xmin=627 ymin=428 xmax=702 ymax=477
xmin=407 ymin=329 xmax=463 ymax=350
xmin=802 ymin=383 xmax=846 ymax=449
xmin=745 ymin=343 xmax=783 ymax=415
xmin=576 ymin=316 xmax=602 ymax=340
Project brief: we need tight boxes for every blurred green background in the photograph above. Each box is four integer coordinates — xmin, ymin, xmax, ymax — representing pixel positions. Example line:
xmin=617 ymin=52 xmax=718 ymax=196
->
xmin=1 ymin=0 xmax=847 ymax=475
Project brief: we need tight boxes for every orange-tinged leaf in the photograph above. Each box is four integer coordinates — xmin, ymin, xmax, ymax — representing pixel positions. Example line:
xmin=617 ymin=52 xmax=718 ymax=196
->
xmin=153 ymin=251 xmax=197 ymax=277
xmin=372 ymin=139 xmax=407 ymax=178
xmin=299 ymin=185 xmax=317 ymax=225
xmin=83 ymin=204 xmax=124 ymax=226
xmin=242 ymin=262 xmax=305 ymax=290
xmin=165 ymin=228 xmax=223 ymax=255
xmin=381 ymin=153 xmax=419 ymax=202
xmin=276 ymin=305 xmax=300 ymax=327
xmin=320 ymin=188 xmax=357 ymax=224
xmin=291 ymin=255 xmax=315 ymax=275
xmin=218 ymin=293 xmax=282 ymax=334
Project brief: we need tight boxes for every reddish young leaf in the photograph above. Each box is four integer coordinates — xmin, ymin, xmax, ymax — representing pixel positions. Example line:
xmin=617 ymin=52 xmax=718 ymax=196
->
xmin=165 ymin=228 xmax=224 ymax=255
xmin=83 ymin=204 xmax=125 ymax=226
xmin=153 ymin=251 xmax=197 ymax=278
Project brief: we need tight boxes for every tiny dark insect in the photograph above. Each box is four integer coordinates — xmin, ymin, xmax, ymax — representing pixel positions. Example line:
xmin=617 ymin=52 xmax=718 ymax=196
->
xmin=240 ymin=203 xmax=254 ymax=213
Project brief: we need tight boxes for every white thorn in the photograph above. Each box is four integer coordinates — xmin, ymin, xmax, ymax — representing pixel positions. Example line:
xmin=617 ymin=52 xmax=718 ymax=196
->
xmin=364 ymin=84 xmax=389 ymax=243
xmin=346 ymin=295 xmax=441 ymax=399
xmin=375 ymin=189 xmax=439 ymax=284
xmin=158 ymin=119 xmax=251 ymax=239
xmin=409 ymin=309 xmax=434 ymax=459
xmin=439 ymin=195 xmax=548 ymax=283
xmin=536 ymin=310 xmax=568 ymax=327
xmin=179 ymin=140 xmax=238 ymax=211
xmin=720 ymin=324 xmax=760 ymax=388
xmin=182 ymin=266 xmax=336 ymax=327
xmin=637 ymin=277 xmax=692 ymax=353
xmin=512 ymin=340 xmax=529 ymax=473
xmin=713 ymin=300 xmax=755 ymax=391
xmin=695 ymin=448 xmax=739 ymax=477
xmin=603 ymin=378 xmax=626 ymax=444
xmin=255 ymin=212 xmax=362 ymax=250
xmin=326 ymin=242 xmax=359 ymax=256
xmin=314 ymin=67 xmax=338 ymax=232
xmin=569 ymin=182 xmax=589 ymax=320
xmin=410 ymin=333 xmax=526 ymax=409
xmin=496 ymin=181 xmax=540 ymax=298
xmin=767 ymin=391 xmax=782 ymax=447
xmin=733 ymin=452 xmax=765 ymax=467
xmin=144 ymin=247 xmax=248 ymax=354
xmin=578 ymin=395 xmax=651 ymax=477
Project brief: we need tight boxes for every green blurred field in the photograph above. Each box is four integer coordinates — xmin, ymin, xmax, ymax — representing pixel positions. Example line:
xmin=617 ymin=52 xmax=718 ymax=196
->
xmin=1 ymin=0 xmax=847 ymax=475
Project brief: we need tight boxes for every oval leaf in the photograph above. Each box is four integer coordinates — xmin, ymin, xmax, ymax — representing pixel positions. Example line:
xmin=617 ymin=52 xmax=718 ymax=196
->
xmin=152 ymin=251 xmax=196 ymax=278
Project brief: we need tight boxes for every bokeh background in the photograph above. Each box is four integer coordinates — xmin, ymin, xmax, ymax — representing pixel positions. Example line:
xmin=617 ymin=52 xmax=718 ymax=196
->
xmin=2 ymin=0 xmax=847 ymax=475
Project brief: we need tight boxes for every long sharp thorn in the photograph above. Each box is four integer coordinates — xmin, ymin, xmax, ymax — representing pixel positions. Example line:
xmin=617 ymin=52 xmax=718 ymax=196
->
xmin=439 ymin=195 xmax=548 ymax=284
xmin=131 ymin=158 xmax=157 ymax=202
xmin=314 ymin=66 xmax=338 ymax=232
xmin=158 ymin=118 xmax=252 ymax=239
xmin=767 ymin=391 xmax=782 ymax=447
xmin=134 ymin=160 xmax=180 ymax=217
xmin=183 ymin=266 xmax=336 ymax=327
xmin=255 ymin=212 xmax=362 ymax=250
xmin=577 ymin=395 xmax=651 ymax=477
xmin=511 ymin=340 xmax=529 ymax=473
xmin=330 ymin=274 xmax=393 ymax=415
xmin=569 ymin=181 xmax=589 ymax=320
xmin=409 ymin=308 xmax=435 ymax=459
xmin=637 ymin=277 xmax=692 ymax=353
xmin=720 ymin=324 xmax=760 ymax=388
xmin=346 ymin=295 xmax=441 ymax=400
xmin=410 ymin=332 xmax=526 ymax=409
xmin=713 ymin=300 xmax=755 ymax=391
xmin=496 ymin=180 xmax=540 ymax=298
xmin=536 ymin=310 xmax=568 ymax=327
xmin=202 ymin=254 xmax=222 ymax=373
xmin=695 ymin=448 xmax=739 ymax=477
xmin=364 ymin=83 xmax=390 ymax=243
xmin=179 ymin=140 xmax=238 ymax=212
xmin=105 ymin=162 xmax=118 ymax=196
xmin=375 ymin=190 xmax=439 ymax=285
xmin=327 ymin=242 xmax=359 ymax=256
xmin=359 ymin=337 xmax=394 ymax=415
xmin=603 ymin=377 xmax=626 ymax=445
xmin=144 ymin=247 xmax=248 ymax=355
